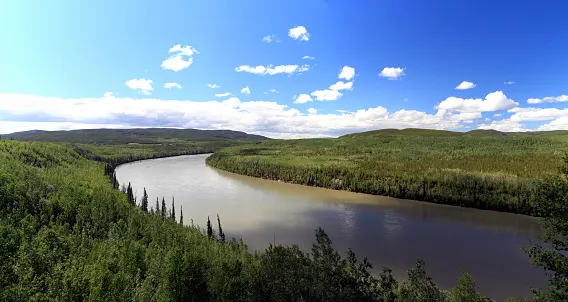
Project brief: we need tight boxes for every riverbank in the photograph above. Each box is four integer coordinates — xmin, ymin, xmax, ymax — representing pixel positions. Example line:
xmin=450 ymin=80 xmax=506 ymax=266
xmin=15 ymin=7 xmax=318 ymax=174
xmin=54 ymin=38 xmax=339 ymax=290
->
xmin=1 ymin=140 xmax=501 ymax=301
xmin=205 ymin=131 xmax=568 ymax=215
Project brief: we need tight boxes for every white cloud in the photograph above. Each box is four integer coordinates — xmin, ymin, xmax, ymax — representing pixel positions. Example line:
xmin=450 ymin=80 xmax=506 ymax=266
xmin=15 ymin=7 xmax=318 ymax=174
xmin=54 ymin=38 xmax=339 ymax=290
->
xmin=504 ymin=81 xmax=515 ymax=85
xmin=164 ymin=82 xmax=182 ymax=89
xmin=478 ymin=119 xmax=527 ymax=132
xmin=493 ymin=113 xmax=502 ymax=117
xmin=527 ymin=95 xmax=568 ymax=104
xmin=311 ymin=89 xmax=343 ymax=101
xmin=338 ymin=66 xmax=355 ymax=81
xmin=240 ymin=86 xmax=251 ymax=95
xmin=125 ymin=79 xmax=153 ymax=95
xmin=379 ymin=67 xmax=405 ymax=80
xmin=161 ymin=44 xmax=199 ymax=72
xmin=215 ymin=92 xmax=231 ymax=98
xmin=455 ymin=81 xmax=476 ymax=90
xmin=235 ymin=64 xmax=309 ymax=76
xmin=307 ymin=108 xmax=318 ymax=115
xmin=207 ymin=84 xmax=221 ymax=89
xmin=403 ymin=98 xmax=409 ymax=102
xmin=264 ymin=89 xmax=279 ymax=94
xmin=302 ymin=56 xmax=315 ymax=60
xmin=294 ymin=94 xmax=313 ymax=104
xmin=538 ymin=117 xmax=568 ymax=131
xmin=0 ymin=93 xmax=479 ymax=138
xmin=288 ymin=26 xmax=310 ymax=41
xmin=436 ymin=91 xmax=518 ymax=113
xmin=337 ymin=110 xmax=350 ymax=113
xmin=103 ymin=92 xmax=114 ymax=98
xmin=262 ymin=34 xmax=280 ymax=43
xmin=508 ymin=107 xmax=568 ymax=122
xmin=329 ymin=81 xmax=353 ymax=91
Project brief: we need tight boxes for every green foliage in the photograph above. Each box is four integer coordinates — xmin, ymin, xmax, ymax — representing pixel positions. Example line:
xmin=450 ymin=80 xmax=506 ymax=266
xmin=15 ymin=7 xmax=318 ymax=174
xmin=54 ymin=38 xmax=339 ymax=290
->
xmin=206 ymin=132 xmax=568 ymax=214
xmin=526 ymin=155 xmax=568 ymax=301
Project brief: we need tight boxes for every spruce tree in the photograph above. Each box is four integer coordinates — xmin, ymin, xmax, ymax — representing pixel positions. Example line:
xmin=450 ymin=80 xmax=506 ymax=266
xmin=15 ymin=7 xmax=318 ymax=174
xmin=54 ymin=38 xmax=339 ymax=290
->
xmin=155 ymin=197 xmax=160 ymax=214
xmin=171 ymin=197 xmax=176 ymax=220
xmin=180 ymin=206 xmax=183 ymax=225
xmin=206 ymin=216 xmax=213 ymax=239
xmin=141 ymin=188 xmax=149 ymax=212
xmin=161 ymin=197 xmax=166 ymax=218
xmin=126 ymin=182 xmax=135 ymax=205
xmin=217 ymin=214 xmax=225 ymax=242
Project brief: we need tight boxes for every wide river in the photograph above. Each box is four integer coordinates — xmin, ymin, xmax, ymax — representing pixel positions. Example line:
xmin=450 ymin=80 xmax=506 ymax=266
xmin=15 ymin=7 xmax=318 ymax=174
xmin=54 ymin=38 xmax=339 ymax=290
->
xmin=116 ymin=154 xmax=547 ymax=300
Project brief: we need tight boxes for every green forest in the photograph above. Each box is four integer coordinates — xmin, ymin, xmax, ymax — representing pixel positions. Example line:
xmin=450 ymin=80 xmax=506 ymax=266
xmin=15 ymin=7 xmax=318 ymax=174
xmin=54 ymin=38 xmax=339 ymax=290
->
xmin=1 ymin=131 xmax=567 ymax=301
xmin=206 ymin=129 xmax=568 ymax=215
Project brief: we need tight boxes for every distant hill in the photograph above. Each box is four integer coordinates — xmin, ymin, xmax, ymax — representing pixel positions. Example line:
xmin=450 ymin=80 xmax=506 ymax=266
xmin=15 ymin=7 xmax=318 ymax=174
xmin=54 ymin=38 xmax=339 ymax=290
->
xmin=339 ymin=128 xmax=565 ymax=139
xmin=5 ymin=128 xmax=269 ymax=144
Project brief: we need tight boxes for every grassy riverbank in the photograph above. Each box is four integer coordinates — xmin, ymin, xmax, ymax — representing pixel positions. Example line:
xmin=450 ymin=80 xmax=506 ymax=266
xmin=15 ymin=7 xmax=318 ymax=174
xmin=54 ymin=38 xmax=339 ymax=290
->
xmin=1 ymin=140 xmax=505 ymax=301
xmin=206 ymin=129 xmax=568 ymax=215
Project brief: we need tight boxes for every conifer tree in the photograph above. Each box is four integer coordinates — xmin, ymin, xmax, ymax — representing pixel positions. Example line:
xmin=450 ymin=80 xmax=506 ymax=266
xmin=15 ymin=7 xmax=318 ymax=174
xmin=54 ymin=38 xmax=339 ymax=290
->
xmin=161 ymin=197 xmax=167 ymax=218
xmin=155 ymin=197 xmax=160 ymax=214
xmin=217 ymin=214 xmax=225 ymax=242
xmin=180 ymin=206 xmax=183 ymax=225
xmin=141 ymin=188 xmax=149 ymax=212
xmin=171 ymin=197 xmax=176 ymax=220
xmin=126 ymin=182 xmax=135 ymax=205
xmin=206 ymin=216 xmax=213 ymax=239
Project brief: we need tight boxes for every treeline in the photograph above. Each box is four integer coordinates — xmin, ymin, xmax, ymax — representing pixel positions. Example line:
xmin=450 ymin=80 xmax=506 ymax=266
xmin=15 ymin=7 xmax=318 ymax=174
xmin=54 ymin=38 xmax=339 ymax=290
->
xmin=207 ymin=153 xmax=534 ymax=214
xmin=204 ymin=134 xmax=568 ymax=215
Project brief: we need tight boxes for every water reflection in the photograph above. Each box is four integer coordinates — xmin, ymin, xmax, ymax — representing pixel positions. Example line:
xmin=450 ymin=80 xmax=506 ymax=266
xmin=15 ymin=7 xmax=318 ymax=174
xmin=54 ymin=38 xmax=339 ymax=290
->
xmin=116 ymin=154 xmax=547 ymax=301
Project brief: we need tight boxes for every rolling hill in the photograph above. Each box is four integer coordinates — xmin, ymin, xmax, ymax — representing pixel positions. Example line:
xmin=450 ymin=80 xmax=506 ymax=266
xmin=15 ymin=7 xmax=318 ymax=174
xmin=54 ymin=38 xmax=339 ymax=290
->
xmin=5 ymin=128 xmax=269 ymax=144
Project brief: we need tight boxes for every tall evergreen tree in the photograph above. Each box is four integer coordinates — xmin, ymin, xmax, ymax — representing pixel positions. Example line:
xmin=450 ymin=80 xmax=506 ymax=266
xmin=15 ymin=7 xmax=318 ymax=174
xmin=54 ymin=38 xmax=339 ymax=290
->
xmin=126 ymin=182 xmax=135 ymax=205
xmin=171 ymin=197 xmax=176 ymax=220
xmin=161 ymin=197 xmax=167 ymax=218
xmin=141 ymin=188 xmax=149 ymax=212
xmin=206 ymin=216 xmax=213 ymax=239
xmin=217 ymin=214 xmax=225 ymax=242
xmin=180 ymin=206 xmax=183 ymax=225
xmin=155 ymin=197 xmax=160 ymax=214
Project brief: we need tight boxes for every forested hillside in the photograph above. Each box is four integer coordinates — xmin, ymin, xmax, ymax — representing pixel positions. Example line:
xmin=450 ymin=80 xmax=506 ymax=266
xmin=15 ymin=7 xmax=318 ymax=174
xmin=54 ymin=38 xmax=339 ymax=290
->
xmin=206 ymin=130 xmax=568 ymax=215
xmin=6 ymin=128 xmax=268 ymax=144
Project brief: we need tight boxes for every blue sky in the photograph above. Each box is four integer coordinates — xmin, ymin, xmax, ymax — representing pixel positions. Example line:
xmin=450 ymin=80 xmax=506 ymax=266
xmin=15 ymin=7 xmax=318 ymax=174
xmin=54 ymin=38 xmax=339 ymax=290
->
xmin=0 ymin=0 xmax=567 ymax=138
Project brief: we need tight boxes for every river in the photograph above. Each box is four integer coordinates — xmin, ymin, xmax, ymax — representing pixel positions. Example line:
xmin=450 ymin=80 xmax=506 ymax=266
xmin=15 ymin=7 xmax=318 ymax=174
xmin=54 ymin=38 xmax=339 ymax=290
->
xmin=115 ymin=154 xmax=547 ymax=301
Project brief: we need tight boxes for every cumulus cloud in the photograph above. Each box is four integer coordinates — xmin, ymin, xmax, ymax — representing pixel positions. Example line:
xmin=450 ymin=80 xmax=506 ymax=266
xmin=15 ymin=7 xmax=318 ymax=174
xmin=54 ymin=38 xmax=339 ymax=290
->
xmin=455 ymin=81 xmax=476 ymax=90
xmin=379 ymin=67 xmax=405 ymax=80
xmin=164 ymin=82 xmax=182 ymax=89
xmin=125 ymin=79 xmax=153 ymax=95
xmin=215 ymin=92 xmax=231 ymax=98
xmin=508 ymin=107 xmax=568 ymax=122
xmin=0 ymin=93 xmax=477 ymax=138
xmin=288 ymin=26 xmax=310 ymax=41
xmin=329 ymin=81 xmax=353 ymax=91
xmin=338 ymin=66 xmax=355 ymax=81
xmin=527 ymin=95 xmax=568 ymax=104
xmin=504 ymin=81 xmax=515 ymax=85
xmin=302 ymin=56 xmax=315 ymax=60
xmin=307 ymin=108 xmax=318 ymax=115
xmin=436 ymin=91 xmax=518 ymax=113
xmin=262 ymin=34 xmax=280 ymax=43
xmin=311 ymin=89 xmax=343 ymax=101
xmin=240 ymin=86 xmax=251 ymax=95
xmin=294 ymin=94 xmax=313 ymax=104
xmin=161 ymin=44 xmax=199 ymax=72
xmin=207 ymin=84 xmax=221 ymax=89
xmin=478 ymin=119 xmax=527 ymax=132
xmin=235 ymin=64 xmax=309 ymax=76
xmin=103 ymin=92 xmax=114 ymax=98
